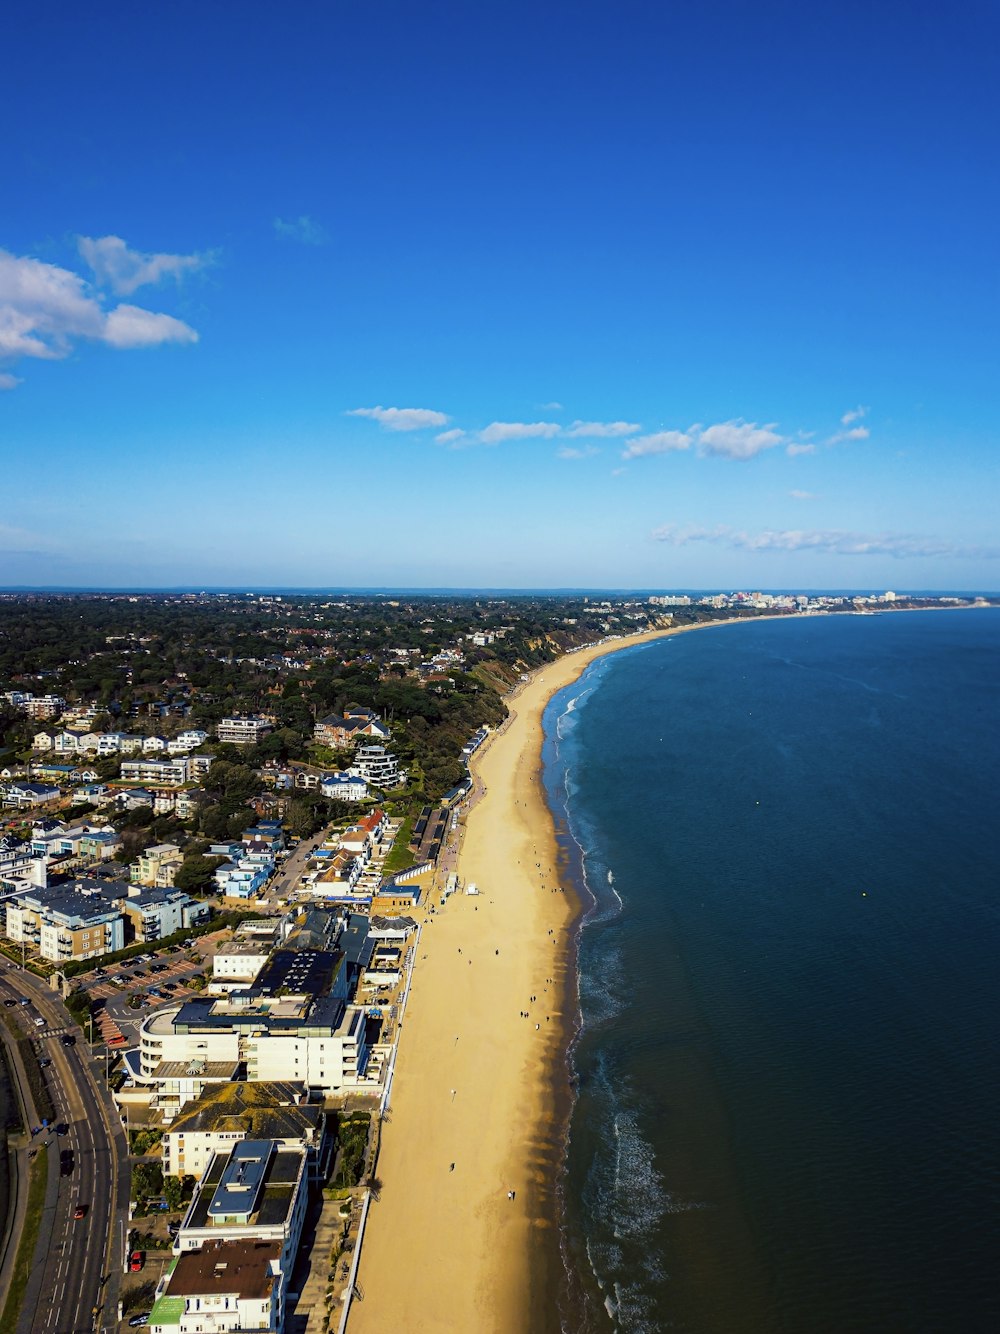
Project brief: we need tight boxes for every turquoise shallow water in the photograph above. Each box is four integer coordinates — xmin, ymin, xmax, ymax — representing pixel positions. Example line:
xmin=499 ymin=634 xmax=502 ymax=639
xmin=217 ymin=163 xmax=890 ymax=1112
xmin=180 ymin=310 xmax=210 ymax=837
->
xmin=544 ymin=610 xmax=1000 ymax=1334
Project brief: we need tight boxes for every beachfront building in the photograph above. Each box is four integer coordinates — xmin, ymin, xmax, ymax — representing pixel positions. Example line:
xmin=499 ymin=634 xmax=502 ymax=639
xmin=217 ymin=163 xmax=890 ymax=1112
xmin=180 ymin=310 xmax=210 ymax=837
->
xmin=174 ymin=1140 xmax=309 ymax=1278
xmin=161 ymin=1082 xmax=325 ymax=1179
xmin=129 ymin=972 xmax=372 ymax=1113
xmin=319 ymin=773 xmax=368 ymax=802
xmin=347 ymin=745 xmax=406 ymax=790
xmin=148 ymin=1239 xmax=284 ymax=1334
xmin=210 ymin=938 xmax=273 ymax=993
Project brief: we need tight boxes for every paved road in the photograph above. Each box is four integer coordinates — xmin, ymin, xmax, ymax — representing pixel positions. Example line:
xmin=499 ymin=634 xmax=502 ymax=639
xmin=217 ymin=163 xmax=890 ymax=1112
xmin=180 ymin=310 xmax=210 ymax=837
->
xmin=1 ymin=972 xmax=122 ymax=1334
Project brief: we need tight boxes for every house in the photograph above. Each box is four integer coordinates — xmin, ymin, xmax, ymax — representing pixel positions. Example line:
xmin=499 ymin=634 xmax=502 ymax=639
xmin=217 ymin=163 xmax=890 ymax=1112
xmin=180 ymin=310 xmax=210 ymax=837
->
xmin=147 ymin=1238 xmax=284 ymax=1334
xmin=320 ymin=773 xmax=368 ymax=802
xmin=175 ymin=729 xmax=209 ymax=751
xmin=313 ymin=711 xmax=390 ymax=748
xmin=116 ymin=787 xmax=155 ymax=811
xmin=78 ymin=828 xmax=122 ymax=860
xmin=1 ymin=781 xmax=61 ymax=810
xmin=31 ymin=731 xmax=54 ymax=752
xmin=143 ymin=735 xmax=169 ymax=754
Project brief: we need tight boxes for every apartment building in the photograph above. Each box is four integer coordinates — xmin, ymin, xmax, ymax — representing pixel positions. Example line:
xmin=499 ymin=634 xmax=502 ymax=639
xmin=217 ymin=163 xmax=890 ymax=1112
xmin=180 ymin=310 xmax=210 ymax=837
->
xmin=217 ymin=716 xmax=274 ymax=746
xmin=120 ymin=757 xmax=190 ymax=786
xmin=161 ymin=1082 xmax=324 ymax=1180
xmin=6 ymin=883 xmax=124 ymax=962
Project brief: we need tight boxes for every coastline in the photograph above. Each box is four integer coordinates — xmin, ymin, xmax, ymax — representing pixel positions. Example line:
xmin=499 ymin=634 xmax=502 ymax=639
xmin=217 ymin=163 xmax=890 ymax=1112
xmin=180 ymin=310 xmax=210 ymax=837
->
xmin=348 ymin=624 xmax=688 ymax=1333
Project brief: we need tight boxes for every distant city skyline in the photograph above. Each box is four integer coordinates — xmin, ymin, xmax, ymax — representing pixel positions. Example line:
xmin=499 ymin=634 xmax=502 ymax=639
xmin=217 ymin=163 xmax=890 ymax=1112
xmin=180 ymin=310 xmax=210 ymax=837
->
xmin=2 ymin=2 xmax=998 ymax=589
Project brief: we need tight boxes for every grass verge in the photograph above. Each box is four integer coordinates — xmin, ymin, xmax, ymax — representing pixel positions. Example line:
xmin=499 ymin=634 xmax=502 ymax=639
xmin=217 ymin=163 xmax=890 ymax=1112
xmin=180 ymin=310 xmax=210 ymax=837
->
xmin=0 ymin=1144 xmax=48 ymax=1331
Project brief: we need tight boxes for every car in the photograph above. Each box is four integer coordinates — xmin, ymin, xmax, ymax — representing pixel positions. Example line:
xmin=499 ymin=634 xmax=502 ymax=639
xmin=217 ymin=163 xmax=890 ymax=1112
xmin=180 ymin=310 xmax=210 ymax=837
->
xmin=129 ymin=1249 xmax=144 ymax=1272
xmin=19 ymin=997 xmax=29 ymax=1006
xmin=56 ymin=1122 xmax=69 ymax=1135
xmin=73 ymin=1203 xmax=87 ymax=1220
xmin=61 ymin=1034 xmax=75 ymax=1046
xmin=38 ymin=1057 xmax=52 ymax=1067
xmin=34 ymin=1017 xmax=45 ymax=1028
xmin=60 ymin=1150 xmax=74 ymax=1176
xmin=127 ymin=1315 xmax=150 ymax=1328
xmin=3 ymin=999 xmax=17 ymax=1008
xmin=132 ymin=969 xmax=146 ymax=978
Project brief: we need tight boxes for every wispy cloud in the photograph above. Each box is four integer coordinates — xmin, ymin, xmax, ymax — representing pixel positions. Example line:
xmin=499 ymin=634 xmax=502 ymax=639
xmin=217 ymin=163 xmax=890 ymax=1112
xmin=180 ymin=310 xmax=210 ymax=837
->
xmin=537 ymin=401 xmax=563 ymax=411
xmin=273 ymin=215 xmax=329 ymax=245
xmin=557 ymin=445 xmax=600 ymax=460
xmin=347 ymin=405 xmax=450 ymax=431
xmin=697 ymin=420 xmax=785 ymax=460
xmin=651 ymin=523 xmax=996 ymax=559
xmin=828 ymin=425 xmax=870 ymax=444
xmin=0 ymin=246 xmax=198 ymax=377
xmin=789 ymin=489 xmax=818 ymax=501
xmin=565 ymin=419 xmax=641 ymax=438
xmin=78 ymin=235 xmax=213 ymax=296
xmin=621 ymin=430 xmax=693 ymax=460
xmin=435 ymin=428 xmax=466 ymax=446
xmin=786 ymin=442 xmax=816 ymax=457
xmin=0 ymin=371 xmax=20 ymax=390
xmin=478 ymin=420 xmax=561 ymax=444
xmin=841 ymin=404 xmax=869 ymax=426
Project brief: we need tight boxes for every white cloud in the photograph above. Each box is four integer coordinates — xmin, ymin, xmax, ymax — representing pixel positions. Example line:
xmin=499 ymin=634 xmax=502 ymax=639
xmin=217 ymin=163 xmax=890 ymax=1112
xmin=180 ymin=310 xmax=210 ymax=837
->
xmin=537 ymin=400 xmax=563 ymax=411
xmin=478 ymin=420 xmax=561 ymax=444
xmin=557 ymin=445 xmax=599 ymax=460
xmin=828 ymin=425 xmax=870 ymax=444
xmin=841 ymin=404 xmax=869 ymax=426
xmin=651 ymin=523 xmax=995 ymax=559
xmin=273 ymin=215 xmax=329 ymax=246
xmin=786 ymin=442 xmax=816 ymax=457
xmin=0 ymin=247 xmax=199 ymax=372
xmin=102 ymin=304 xmax=198 ymax=349
xmin=0 ymin=371 xmax=20 ymax=390
xmin=565 ymin=419 xmax=641 ymax=438
xmin=789 ymin=489 xmax=817 ymax=501
xmin=78 ymin=235 xmax=212 ymax=296
xmin=697 ymin=419 xmax=785 ymax=460
xmin=621 ymin=430 xmax=692 ymax=460
xmin=435 ymin=428 xmax=467 ymax=446
xmin=347 ymin=405 xmax=450 ymax=431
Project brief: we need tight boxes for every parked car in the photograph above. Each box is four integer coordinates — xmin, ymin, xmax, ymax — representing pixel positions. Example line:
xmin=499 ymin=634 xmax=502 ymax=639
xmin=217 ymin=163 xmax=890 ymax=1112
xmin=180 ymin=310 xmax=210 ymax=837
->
xmin=3 ymin=999 xmax=17 ymax=1008
xmin=129 ymin=1249 xmax=144 ymax=1272
xmin=127 ymin=1315 xmax=150 ymax=1328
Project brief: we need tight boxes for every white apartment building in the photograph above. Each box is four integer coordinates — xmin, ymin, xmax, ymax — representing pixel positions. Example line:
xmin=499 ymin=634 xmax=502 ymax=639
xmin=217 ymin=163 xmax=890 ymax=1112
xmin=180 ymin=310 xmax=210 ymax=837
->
xmin=217 ymin=717 xmax=274 ymax=746
xmin=347 ymin=744 xmax=406 ymax=790
xmin=121 ymin=757 xmax=190 ymax=786
xmin=148 ymin=1239 xmax=283 ymax=1334
xmin=160 ymin=1082 xmax=324 ymax=1179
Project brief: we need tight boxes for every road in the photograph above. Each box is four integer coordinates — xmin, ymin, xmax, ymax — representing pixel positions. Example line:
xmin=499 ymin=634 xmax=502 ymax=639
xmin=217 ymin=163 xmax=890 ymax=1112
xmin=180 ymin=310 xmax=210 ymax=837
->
xmin=1 ymin=971 xmax=122 ymax=1334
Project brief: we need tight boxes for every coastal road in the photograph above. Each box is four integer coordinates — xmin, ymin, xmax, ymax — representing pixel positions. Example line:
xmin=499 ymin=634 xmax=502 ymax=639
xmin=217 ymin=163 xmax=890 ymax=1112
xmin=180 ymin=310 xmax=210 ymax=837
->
xmin=1 ymin=971 xmax=121 ymax=1334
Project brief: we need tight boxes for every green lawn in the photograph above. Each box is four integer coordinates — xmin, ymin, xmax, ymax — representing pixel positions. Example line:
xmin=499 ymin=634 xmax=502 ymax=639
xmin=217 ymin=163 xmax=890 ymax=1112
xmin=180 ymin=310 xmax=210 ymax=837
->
xmin=0 ymin=1144 xmax=48 ymax=1331
xmin=381 ymin=814 xmax=416 ymax=875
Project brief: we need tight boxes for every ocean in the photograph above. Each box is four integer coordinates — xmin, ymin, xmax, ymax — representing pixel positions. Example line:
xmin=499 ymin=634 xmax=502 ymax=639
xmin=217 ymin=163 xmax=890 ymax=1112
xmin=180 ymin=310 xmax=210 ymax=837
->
xmin=543 ymin=610 xmax=1000 ymax=1334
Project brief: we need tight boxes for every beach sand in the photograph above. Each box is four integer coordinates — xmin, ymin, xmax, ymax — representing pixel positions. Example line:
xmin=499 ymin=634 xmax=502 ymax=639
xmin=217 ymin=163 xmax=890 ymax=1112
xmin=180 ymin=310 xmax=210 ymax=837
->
xmin=349 ymin=627 xmax=681 ymax=1334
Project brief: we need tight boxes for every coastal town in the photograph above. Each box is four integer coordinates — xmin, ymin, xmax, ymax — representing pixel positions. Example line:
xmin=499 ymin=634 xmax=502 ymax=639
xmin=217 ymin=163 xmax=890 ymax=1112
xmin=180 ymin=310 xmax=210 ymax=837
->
xmin=0 ymin=588 xmax=991 ymax=1334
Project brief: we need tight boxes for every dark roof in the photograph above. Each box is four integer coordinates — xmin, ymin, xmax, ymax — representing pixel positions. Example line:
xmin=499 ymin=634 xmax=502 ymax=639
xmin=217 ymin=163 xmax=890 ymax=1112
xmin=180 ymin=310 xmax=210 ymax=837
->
xmin=167 ymin=1240 xmax=280 ymax=1299
xmin=168 ymin=1082 xmax=319 ymax=1138
xmin=254 ymin=949 xmax=343 ymax=998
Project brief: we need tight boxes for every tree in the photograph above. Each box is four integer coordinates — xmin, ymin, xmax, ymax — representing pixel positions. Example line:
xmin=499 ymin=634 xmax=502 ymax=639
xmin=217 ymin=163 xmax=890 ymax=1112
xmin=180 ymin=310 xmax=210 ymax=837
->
xmin=163 ymin=1174 xmax=184 ymax=1211
xmin=173 ymin=855 xmax=225 ymax=893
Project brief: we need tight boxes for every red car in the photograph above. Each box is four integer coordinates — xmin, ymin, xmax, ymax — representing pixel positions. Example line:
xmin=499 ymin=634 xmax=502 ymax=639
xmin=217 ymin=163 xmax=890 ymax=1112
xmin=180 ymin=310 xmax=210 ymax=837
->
xmin=129 ymin=1249 xmax=144 ymax=1272
xmin=73 ymin=1203 xmax=87 ymax=1220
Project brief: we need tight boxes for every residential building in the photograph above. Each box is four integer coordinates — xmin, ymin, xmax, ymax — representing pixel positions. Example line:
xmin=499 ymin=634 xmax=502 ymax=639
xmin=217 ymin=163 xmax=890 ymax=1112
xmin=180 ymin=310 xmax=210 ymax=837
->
xmin=23 ymin=695 xmax=66 ymax=720
xmin=312 ymin=712 xmax=390 ymax=748
xmin=143 ymin=735 xmax=169 ymax=754
xmin=174 ymin=1140 xmax=309 ymax=1282
xmin=132 ymin=843 xmax=184 ymax=887
xmin=148 ymin=1239 xmax=283 ymax=1334
xmin=319 ymin=773 xmax=368 ymax=802
xmin=121 ymin=757 xmax=190 ymax=786
xmin=217 ymin=717 xmax=274 ymax=746
xmin=347 ymin=745 xmax=406 ymax=790
xmin=6 ymin=882 xmax=124 ymax=962
xmin=122 ymin=887 xmax=210 ymax=943
xmin=1 ymin=781 xmax=61 ymax=810
xmin=161 ymin=1082 xmax=324 ymax=1180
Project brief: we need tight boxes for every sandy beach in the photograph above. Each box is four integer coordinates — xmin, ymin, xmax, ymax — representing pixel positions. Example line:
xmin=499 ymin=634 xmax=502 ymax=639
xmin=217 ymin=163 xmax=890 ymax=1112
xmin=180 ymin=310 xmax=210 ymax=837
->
xmin=349 ymin=626 xmax=683 ymax=1334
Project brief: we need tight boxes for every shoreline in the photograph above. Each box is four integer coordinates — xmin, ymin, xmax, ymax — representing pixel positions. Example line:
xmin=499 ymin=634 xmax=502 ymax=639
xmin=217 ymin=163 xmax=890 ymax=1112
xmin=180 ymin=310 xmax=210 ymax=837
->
xmin=346 ymin=603 xmax=993 ymax=1332
xmin=347 ymin=624 xmax=691 ymax=1333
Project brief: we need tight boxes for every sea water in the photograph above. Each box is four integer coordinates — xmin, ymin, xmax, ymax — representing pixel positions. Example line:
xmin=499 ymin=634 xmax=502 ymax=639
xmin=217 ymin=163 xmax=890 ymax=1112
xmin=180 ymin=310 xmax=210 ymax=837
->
xmin=544 ymin=610 xmax=1000 ymax=1334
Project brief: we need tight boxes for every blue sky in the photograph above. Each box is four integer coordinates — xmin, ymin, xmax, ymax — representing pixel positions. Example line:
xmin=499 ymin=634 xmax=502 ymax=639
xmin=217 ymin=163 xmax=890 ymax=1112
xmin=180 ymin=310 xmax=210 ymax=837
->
xmin=2 ymin=1 xmax=997 ymax=590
